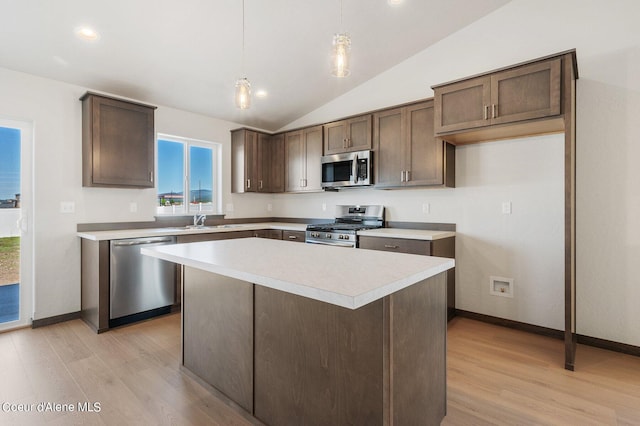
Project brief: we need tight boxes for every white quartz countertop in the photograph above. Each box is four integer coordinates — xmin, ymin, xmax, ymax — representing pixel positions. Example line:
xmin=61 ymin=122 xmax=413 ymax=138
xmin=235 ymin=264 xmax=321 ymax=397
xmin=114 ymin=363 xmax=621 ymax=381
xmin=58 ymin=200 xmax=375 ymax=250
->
xmin=142 ymin=238 xmax=454 ymax=310
xmin=77 ymin=222 xmax=308 ymax=241
xmin=357 ymin=228 xmax=455 ymax=240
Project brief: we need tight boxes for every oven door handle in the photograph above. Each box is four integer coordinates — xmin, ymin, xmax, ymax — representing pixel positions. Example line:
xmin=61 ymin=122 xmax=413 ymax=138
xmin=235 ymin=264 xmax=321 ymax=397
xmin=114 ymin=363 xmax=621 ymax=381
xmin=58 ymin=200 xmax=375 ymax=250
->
xmin=306 ymin=240 xmax=355 ymax=248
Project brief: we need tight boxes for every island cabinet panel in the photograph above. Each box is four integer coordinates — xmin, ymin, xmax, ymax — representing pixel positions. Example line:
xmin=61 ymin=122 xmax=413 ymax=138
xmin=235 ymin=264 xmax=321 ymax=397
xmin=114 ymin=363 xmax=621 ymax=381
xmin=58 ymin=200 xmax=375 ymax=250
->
xmin=323 ymin=114 xmax=372 ymax=155
xmin=81 ymin=93 xmax=156 ymax=188
xmin=252 ymin=274 xmax=447 ymax=426
xmin=359 ymin=235 xmax=456 ymax=321
xmin=176 ymin=230 xmax=254 ymax=244
xmin=392 ymin=272 xmax=447 ymax=426
xmin=254 ymin=287 xmax=384 ymax=426
xmin=434 ymin=57 xmax=562 ymax=137
xmin=183 ymin=267 xmax=254 ymax=413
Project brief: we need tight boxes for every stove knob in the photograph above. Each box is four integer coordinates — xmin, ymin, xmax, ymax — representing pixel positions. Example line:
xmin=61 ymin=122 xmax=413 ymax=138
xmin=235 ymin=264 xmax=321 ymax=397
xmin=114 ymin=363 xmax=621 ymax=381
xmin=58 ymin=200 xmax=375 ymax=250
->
xmin=325 ymin=233 xmax=331 ymax=239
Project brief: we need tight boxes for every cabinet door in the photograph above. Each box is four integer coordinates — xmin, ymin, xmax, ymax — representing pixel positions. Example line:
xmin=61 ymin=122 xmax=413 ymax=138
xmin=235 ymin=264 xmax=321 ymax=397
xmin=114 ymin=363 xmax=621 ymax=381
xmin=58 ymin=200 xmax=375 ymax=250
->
xmin=323 ymin=120 xmax=347 ymax=155
xmin=303 ymin=126 xmax=323 ymax=191
xmin=253 ymin=229 xmax=283 ymax=240
xmin=434 ymin=76 xmax=490 ymax=134
xmin=284 ymin=130 xmax=305 ymax=192
xmin=346 ymin=115 xmax=372 ymax=152
xmin=231 ymin=129 xmax=258 ymax=193
xmin=244 ymin=130 xmax=259 ymax=192
xmin=491 ymin=58 xmax=561 ymax=125
xmin=373 ymin=107 xmax=404 ymax=188
xmin=83 ymin=95 xmax=155 ymax=188
xmin=405 ymin=101 xmax=443 ymax=186
xmin=258 ymin=133 xmax=284 ymax=193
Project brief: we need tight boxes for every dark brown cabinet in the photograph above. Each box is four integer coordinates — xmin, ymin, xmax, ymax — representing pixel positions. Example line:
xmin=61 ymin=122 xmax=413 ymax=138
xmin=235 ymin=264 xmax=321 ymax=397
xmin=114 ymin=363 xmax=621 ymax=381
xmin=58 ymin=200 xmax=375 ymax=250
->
xmin=374 ymin=100 xmax=454 ymax=188
xmin=252 ymin=229 xmax=283 ymax=240
xmin=282 ymin=230 xmax=306 ymax=243
xmin=323 ymin=114 xmax=372 ymax=154
xmin=434 ymin=58 xmax=561 ymax=135
xmin=81 ymin=92 xmax=156 ymax=188
xmin=359 ymin=235 xmax=456 ymax=321
xmin=284 ymin=125 xmax=323 ymax=193
xmin=232 ymin=129 xmax=284 ymax=193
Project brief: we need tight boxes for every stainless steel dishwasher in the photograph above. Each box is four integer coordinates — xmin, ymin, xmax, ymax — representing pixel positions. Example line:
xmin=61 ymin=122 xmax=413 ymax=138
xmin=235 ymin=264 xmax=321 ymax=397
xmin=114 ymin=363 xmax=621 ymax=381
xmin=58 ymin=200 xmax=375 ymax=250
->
xmin=110 ymin=236 xmax=177 ymax=326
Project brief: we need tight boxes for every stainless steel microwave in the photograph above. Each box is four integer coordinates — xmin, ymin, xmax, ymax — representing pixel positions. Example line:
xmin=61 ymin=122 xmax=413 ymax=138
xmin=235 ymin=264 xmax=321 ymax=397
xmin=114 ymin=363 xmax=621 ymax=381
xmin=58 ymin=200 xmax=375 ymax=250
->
xmin=321 ymin=150 xmax=372 ymax=189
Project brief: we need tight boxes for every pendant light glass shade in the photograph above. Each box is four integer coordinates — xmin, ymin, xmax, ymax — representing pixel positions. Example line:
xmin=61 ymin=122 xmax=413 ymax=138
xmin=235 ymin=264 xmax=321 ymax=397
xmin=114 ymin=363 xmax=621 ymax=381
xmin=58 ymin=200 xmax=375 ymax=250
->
xmin=235 ymin=77 xmax=251 ymax=110
xmin=331 ymin=33 xmax=351 ymax=78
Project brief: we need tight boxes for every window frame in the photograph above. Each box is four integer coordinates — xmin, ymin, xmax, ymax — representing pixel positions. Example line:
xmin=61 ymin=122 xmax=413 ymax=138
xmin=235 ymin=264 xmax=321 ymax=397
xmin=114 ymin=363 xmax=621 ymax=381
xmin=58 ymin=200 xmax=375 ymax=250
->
xmin=156 ymin=133 xmax=222 ymax=216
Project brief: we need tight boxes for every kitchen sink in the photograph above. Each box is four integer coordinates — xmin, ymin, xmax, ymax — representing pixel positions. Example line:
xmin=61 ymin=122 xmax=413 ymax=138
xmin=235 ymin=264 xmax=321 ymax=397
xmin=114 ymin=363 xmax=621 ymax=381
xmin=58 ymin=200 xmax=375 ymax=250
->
xmin=216 ymin=224 xmax=248 ymax=228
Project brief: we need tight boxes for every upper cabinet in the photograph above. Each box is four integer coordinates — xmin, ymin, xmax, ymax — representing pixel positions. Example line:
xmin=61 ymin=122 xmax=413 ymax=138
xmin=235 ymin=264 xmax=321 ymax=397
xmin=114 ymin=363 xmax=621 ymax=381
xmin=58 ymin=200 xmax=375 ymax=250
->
xmin=374 ymin=100 xmax=454 ymax=188
xmin=81 ymin=92 xmax=156 ymax=188
xmin=232 ymin=129 xmax=284 ymax=193
xmin=433 ymin=58 xmax=561 ymax=138
xmin=284 ymin=125 xmax=323 ymax=193
xmin=323 ymin=114 xmax=372 ymax=155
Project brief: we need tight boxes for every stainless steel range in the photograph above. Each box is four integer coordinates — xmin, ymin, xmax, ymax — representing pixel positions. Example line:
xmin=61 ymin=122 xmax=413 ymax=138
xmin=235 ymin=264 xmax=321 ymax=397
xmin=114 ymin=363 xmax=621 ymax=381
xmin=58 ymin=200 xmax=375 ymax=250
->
xmin=305 ymin=205 xmax=384 ymax=248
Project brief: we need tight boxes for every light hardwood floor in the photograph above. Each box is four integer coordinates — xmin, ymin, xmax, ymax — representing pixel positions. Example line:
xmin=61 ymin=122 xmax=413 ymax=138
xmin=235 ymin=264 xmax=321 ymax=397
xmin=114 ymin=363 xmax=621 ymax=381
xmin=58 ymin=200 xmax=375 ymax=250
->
xmin=1 ymin=314 xmax=639 ymax=425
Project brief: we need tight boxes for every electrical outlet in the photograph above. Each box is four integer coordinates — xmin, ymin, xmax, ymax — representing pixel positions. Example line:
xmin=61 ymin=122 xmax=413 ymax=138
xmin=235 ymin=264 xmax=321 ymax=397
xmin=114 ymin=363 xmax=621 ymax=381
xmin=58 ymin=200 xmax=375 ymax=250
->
xmin=502 ymin=201 xmax=512 ymax=215
xmin=129 ymin=202 xmax=138 ymax=213
xmin=60 ymin=201 xmax=75 ymax=214
xmin=322 ymin=203 xmax=327 ymax=211
xmin=267 ymin=203 xmax=273 ymax=212
xmin=422 ymin=203 xmax=430 ymax=214
xmin=226 ymin=203 xmax=234 ymax=213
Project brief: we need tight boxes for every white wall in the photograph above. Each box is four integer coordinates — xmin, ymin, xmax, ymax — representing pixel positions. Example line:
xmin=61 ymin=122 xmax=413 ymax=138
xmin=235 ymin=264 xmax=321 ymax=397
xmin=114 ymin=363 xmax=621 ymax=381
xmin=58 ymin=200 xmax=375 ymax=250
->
xmin=0 ymin=67 xmax=268 ymax=320
xmin=278 ymin=0 xmax=640 ymax=346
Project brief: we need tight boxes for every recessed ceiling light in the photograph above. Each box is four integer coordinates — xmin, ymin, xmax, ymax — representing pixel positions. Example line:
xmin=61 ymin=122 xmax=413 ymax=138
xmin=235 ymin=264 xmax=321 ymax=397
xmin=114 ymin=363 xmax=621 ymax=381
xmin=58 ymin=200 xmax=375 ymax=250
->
xmin=75 ymin=26 xmax=100 ymax=41
xmin=387 ymin=0 xmax=403 ymax=6
xmin=255 ymin=90 xmax=268 ymax=98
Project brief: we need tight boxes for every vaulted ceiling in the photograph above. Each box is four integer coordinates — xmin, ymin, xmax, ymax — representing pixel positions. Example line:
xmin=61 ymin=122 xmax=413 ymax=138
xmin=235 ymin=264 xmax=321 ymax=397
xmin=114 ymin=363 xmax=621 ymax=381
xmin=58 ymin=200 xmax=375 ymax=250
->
xmin=0 ymin=0 xmax=510 ymax=131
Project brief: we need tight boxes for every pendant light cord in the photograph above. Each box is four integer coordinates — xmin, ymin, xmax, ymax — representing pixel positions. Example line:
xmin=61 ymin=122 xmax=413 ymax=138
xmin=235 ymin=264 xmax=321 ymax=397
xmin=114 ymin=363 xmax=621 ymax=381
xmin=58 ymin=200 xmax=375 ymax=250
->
xmin=241 ymin=0 xmax=245 ymax=75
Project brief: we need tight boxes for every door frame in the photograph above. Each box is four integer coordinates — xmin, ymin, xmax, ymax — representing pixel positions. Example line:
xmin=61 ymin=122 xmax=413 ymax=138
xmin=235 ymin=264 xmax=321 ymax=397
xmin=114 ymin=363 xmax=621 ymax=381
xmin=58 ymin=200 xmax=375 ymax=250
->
xmin=0 ymin=117 xmax=34 ymax=331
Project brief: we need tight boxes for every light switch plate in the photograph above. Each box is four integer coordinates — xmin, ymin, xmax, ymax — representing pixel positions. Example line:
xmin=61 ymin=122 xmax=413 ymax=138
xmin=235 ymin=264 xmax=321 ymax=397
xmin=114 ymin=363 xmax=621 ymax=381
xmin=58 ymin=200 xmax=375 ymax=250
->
xmin=60 ymin=201 xmax=75 ymax=214
xmin=267 ymin=203 xmax=273 ymax=212
xmin=502 ymin=201 xmax=512 ymax=214
xmin=129 ymin=202 xmax=138 ymax=213
xmin=422 ymin=203 xmax=430 ymax=214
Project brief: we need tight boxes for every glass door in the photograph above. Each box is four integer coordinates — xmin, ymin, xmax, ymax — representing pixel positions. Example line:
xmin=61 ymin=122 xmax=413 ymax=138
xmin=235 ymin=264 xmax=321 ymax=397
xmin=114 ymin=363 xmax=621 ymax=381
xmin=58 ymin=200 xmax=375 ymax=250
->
xmin=0 ymin=119 xmax=32 ymax=330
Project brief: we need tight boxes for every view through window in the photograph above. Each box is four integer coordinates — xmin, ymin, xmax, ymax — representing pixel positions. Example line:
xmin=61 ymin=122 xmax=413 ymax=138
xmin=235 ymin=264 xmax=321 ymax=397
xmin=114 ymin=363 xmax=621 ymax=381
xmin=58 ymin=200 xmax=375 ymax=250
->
xmin=157 ymin=136 xmax=220 ymax=215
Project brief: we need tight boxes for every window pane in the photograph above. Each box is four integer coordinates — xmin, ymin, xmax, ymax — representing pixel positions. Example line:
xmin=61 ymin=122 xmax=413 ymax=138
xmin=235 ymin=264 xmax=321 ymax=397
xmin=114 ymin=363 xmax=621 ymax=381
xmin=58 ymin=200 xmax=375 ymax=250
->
xmin=157 ymin=140 xmax=184 ymax=211
xmin=189 ymin=145 xmax=213 ymax=212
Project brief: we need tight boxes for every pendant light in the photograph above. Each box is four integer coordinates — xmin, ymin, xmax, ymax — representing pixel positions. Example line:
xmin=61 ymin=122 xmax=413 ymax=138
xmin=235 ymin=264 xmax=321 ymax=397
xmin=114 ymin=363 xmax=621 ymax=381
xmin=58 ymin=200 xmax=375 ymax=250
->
xmin=235 ymin=0 xmax=251 ymax=109
xmin=331 ymin=0 xmax=351 ymax=78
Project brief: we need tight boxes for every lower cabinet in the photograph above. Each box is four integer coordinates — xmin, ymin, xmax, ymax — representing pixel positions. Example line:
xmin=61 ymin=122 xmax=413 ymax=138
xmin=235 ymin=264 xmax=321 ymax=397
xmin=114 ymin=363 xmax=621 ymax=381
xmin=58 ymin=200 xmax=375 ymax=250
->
xmin=252 ymin=229 xmax=283 ymax=240
xmin=359 ymin=235 xmax=456 ymax=321
xmin=282 ymin=230 xmax=306 ymax=243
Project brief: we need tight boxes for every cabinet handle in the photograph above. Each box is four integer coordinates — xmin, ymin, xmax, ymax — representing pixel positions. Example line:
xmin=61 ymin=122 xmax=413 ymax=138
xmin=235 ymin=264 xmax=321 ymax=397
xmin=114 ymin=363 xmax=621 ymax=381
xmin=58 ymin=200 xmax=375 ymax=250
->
xmin=247 ymin=179 xmax=251 ymax=189
xmin=484 ymin=105 xmax=489 ymax=120
xmin=492 ymin=104 xmax=497 ymax=119
xmin=401 ymin=171 xmax=405 ymax=182
xmin=259 ymin=180 xmax=263 ymax=189
xmin=288 ymin=235 xmax=298 ymax=240
xmin=149 ymin=171 xmax=153 ymax=182
xmin=303 ymin=179 xmax=307 ymax=187
xmin=384 ymin=244 xmax=399 ymax=249
xmin=406 ymin=170 xmax=411 ymax=182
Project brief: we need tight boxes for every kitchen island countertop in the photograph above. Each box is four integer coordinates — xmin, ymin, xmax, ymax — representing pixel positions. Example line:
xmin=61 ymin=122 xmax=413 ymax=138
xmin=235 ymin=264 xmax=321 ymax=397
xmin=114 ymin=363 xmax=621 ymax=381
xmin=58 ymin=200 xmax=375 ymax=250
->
xmin=142 ymin=237 xmax=454 ymax=309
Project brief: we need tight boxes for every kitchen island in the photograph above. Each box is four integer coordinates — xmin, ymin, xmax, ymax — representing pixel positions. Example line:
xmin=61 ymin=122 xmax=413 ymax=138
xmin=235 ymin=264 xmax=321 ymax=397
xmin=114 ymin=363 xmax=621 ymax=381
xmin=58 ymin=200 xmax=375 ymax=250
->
xmin=143 ymin=238 xmax=454 ymax=426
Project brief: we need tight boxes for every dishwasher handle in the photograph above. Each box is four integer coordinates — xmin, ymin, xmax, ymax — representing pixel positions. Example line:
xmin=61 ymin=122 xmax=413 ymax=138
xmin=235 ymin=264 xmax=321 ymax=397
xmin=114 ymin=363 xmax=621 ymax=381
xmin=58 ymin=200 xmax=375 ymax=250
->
xmin=112 ymin=237 xmax=175 ymax=246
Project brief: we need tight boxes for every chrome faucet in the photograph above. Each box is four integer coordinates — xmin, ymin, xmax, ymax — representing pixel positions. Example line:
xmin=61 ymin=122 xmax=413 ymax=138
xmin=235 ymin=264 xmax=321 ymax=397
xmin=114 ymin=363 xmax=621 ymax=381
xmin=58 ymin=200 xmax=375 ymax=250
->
xmin=193 ymin=214 xmax=207 ymax=227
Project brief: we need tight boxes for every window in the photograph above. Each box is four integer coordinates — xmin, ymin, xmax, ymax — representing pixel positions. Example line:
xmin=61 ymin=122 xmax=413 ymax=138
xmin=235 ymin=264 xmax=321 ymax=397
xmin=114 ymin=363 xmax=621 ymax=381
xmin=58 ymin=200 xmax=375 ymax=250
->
xmin=156 ymin=135 xmax=221 ymax=215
